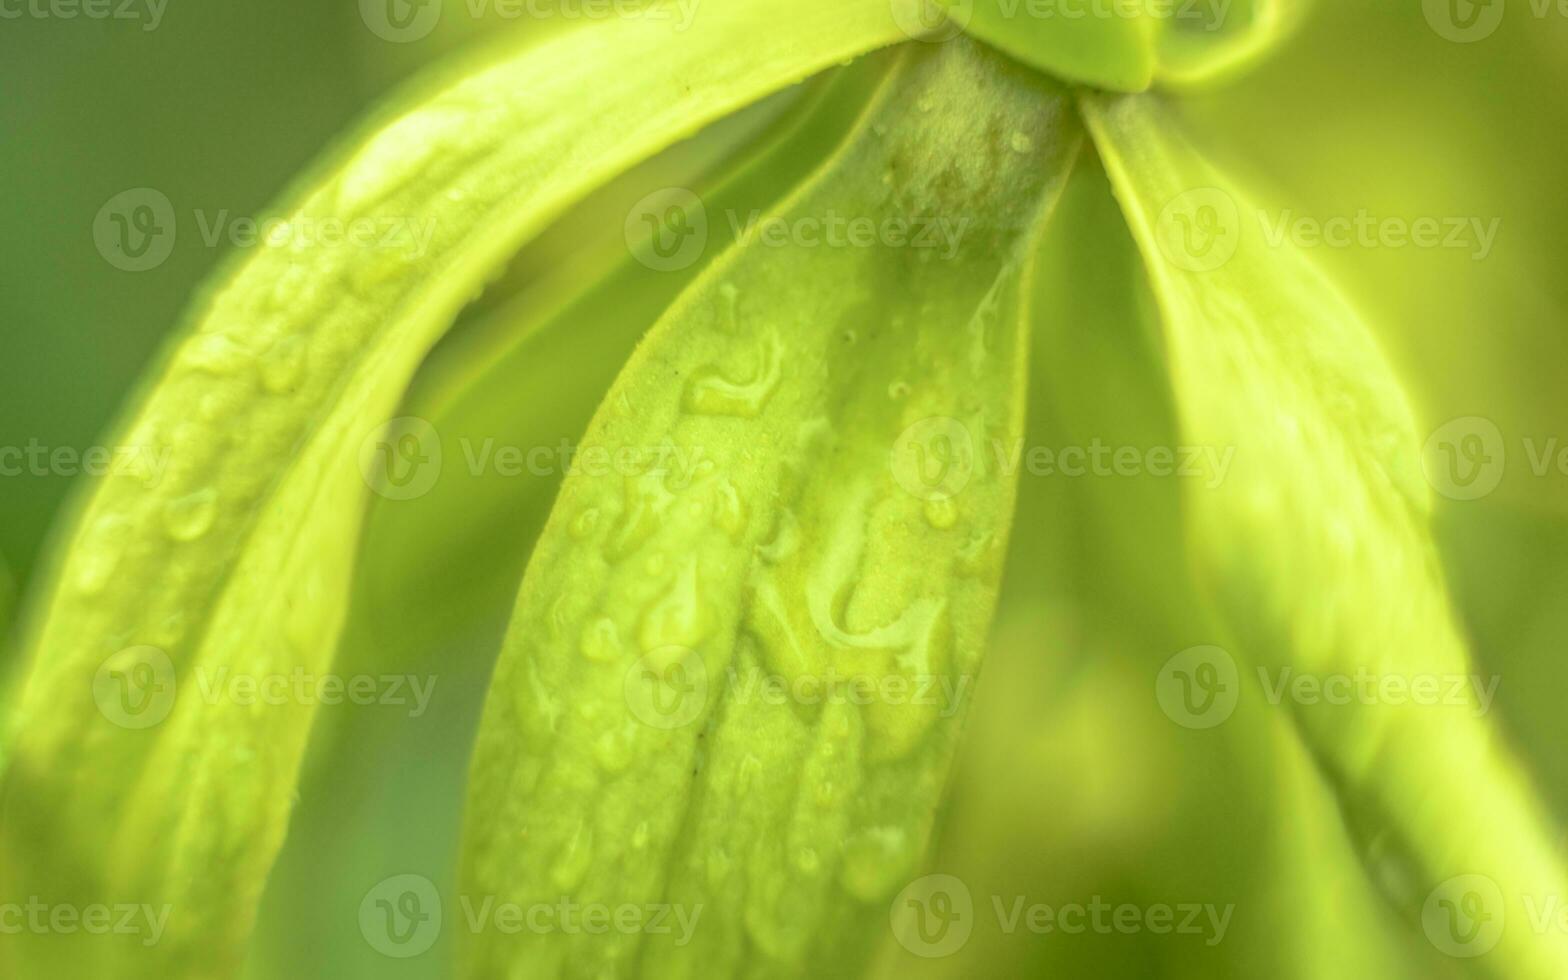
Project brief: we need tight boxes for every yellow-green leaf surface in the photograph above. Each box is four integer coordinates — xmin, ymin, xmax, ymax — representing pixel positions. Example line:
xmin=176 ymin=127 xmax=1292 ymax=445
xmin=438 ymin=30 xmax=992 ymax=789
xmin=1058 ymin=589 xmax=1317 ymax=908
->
xmin=0 ymin=5 xmax=914 ymax=977
xmin=460 ymin=39 xmax=1080 ymax=979
xmin=1154 ymin=0 xmax=1302 ymax=89
xmin=945 ymin=0 xmax=1158 ymax=92
xmin=359 ymin=56 xmax=894 ymax=653
xmin=1085 ymin=92 xmax=1568 ymax=977
xmin=941 ymin=0 xmax=1299 ymax=92
xmin=242 ymin=63 xmax=900 ymax=976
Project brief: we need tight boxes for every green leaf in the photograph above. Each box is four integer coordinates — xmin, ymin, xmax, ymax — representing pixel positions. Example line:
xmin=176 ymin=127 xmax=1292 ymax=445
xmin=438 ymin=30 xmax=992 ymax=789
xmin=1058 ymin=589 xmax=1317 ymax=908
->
xmin=1154 ymin=0 xmax=1304 ymax=89
xmin=937 ymin=0 xmax=1301 ymax=94
xmin=0 ymin=5 xmax=913 ymax=977
xmin=459 ymin=38 xmax=1081 ymax=979
xmin=240 ymin=65 xmax=900 ymax=975
xmin=358 ymin=55 xmax=895 ymax=655
xmin=1084 ymin=92 xmax=1568 ymax=977
xmin=945 ymin=0 xmax=1158 ymax=92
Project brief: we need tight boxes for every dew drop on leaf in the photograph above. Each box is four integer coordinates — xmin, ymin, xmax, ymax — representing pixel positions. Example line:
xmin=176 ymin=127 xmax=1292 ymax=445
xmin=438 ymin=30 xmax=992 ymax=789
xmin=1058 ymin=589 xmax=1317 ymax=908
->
xmin=162 ymin=488 xmax=219 ymax=542
xmin=578 ymin=617 xmax=622 ymax=664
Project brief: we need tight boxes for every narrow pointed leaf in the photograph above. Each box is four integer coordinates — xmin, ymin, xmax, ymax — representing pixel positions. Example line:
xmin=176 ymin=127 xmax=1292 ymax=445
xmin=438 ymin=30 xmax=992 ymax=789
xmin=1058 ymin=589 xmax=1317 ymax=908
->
xmin=0 ymin=5 xmax=914 ymax=977
xmin=1085 ymin=92 xmax=1568 ymax=978
xmin=460 ymin=39 xmax=1081 ymax=979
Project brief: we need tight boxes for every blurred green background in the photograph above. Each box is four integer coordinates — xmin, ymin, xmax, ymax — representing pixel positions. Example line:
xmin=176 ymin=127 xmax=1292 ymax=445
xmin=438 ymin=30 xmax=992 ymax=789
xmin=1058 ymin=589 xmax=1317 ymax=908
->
xmin=3 ymin=1 xmax=1567 ymax=977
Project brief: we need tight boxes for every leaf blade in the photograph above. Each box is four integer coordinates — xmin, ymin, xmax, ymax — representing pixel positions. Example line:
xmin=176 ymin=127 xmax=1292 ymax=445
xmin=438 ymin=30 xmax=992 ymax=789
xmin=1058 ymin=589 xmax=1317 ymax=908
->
xmin=460 ymin=38 xmax=1082 ymax=979
xmin=0 ymin=6 xmax=913 ymax=976
xmin=1084 ymin=91 xmax=1568 ymax=978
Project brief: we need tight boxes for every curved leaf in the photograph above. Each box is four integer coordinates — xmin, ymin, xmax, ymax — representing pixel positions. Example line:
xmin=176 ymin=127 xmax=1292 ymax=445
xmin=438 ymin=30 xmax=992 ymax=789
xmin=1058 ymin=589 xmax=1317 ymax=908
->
xmin=460 ymin=38 xmax=1081 ymax=979
xmin=1084 ymin=92 xmax=1568 ymax=978
xmin=0 ymin=5 xmax=914 ymax=977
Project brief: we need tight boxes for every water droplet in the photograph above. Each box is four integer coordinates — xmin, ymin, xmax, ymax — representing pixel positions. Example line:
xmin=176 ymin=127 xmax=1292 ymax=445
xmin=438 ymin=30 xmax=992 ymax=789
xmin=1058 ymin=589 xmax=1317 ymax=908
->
xmin=550 ymin=822 xmax=594 ymax=891
xmin=631 ymin=821 xmax=650 ymax=850
xmin=717 ymin=282 xmax=740 ymax=333
xmin=957 ymin=531 xmax=994 ymax=575
xmin=706 ymin=847 xmax=732 ymax=889
xmin=712 ymin=479 xmax=747 ymax=540
xmin=156 ymin=612 xmax=188 ymax=646
xmin=638 ymin=560 xmax=712 ymax=653
xmin=260 ymin=335 xmax=307 ymax=394
xmin=593 ymin=726 xmax=633 ymax=773
xmin=606 ymin=474 xmax=670 ymax=560
xmin=887 ymin=380 xmax=910 ymax=400
xmin=163 ymin=488 xmax=219 ymax=542
xmin=569 ymin=506 xmax=601 ymax=540
xmin=74 ymin=514 xmax=131 ymax=595
xmin=579 ymin=617 xmax=623 ymax=664
xmin=1009 ymin=131 xmax=1034 ymax=154
xmin=792 ymin=847 xmax=821 ymax=875
xmin=683 ymin=331 xmax=783 ymax=418
xmin=923 ymin=497 xmax=958 ymax=529
xmin=840 ymin=826 xmax=914 ymax=901
xmin=757 ymin=509 xmax=798 ymax=563
xmin=182 ymin=334 xmax=250 ymax=377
